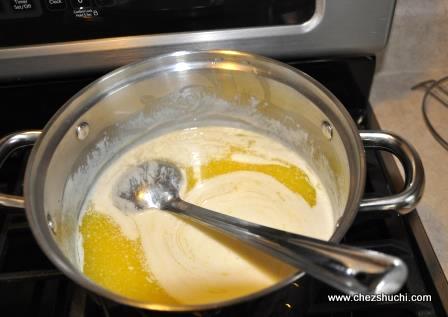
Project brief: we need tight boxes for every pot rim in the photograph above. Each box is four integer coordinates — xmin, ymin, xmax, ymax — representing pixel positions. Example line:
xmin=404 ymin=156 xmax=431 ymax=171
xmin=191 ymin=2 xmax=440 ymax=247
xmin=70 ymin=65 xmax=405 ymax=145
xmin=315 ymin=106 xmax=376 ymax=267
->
xmin=24 ymin=49 xmax=366 ymax=311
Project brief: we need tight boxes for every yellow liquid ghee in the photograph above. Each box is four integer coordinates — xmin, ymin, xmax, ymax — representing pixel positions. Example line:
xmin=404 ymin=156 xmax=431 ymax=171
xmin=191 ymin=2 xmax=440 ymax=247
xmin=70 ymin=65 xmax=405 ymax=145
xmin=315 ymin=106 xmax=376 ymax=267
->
xmin=185 ymin=145 xmax=316 ymax=207
xmin=80 ymin=209 xmax=177 ymax=304
xmin=79 ymin=127 xmax=323 ymax=304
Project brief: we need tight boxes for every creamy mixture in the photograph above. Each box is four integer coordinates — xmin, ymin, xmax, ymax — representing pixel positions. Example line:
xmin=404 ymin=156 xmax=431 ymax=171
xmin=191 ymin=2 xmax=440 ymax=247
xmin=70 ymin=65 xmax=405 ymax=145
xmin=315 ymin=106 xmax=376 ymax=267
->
xmin=78 ymin=126 xmax=335 ymax=305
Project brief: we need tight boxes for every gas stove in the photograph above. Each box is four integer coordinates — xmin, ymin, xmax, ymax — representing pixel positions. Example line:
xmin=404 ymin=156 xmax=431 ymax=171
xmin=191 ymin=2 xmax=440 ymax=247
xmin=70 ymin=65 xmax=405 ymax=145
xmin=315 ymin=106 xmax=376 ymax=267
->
xmin=0 ymin=0 xmax=446 ymax=315
xmin=0 ymin=56 xmax=446 ymax=317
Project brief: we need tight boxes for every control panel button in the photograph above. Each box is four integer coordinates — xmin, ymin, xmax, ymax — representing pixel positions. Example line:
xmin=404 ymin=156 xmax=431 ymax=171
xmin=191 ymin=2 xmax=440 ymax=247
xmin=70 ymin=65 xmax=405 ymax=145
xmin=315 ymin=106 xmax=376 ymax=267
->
xmin=95 ymin=0 xmax=115 ymax=7
xmin=1 ymin=0 xmax=42 ymax=19
xmin=10 ymin=0 xmax=36 ymax=12
xmin=46 ymin=0 xmax=67 ymax=11
xmin=70 ymin=0 xmax=91 ymax=9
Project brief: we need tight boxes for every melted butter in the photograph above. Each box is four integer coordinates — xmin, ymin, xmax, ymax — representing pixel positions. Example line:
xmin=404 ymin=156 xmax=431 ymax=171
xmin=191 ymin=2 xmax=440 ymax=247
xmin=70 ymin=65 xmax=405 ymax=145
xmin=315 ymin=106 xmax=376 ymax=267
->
xmin=185 ymin=145 xmax=316 ymax=207
xmin=78 ymin=127 xmax=330 ymax=305
xmin=80 ymin=208 xmax=177 ymax=304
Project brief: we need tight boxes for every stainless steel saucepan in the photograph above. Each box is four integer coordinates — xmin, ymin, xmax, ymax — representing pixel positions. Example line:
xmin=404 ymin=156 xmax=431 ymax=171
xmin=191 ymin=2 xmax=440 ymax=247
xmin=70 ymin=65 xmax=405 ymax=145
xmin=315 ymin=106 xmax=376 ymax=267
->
xmin=0 ymin=50 xmax=424 ymax=312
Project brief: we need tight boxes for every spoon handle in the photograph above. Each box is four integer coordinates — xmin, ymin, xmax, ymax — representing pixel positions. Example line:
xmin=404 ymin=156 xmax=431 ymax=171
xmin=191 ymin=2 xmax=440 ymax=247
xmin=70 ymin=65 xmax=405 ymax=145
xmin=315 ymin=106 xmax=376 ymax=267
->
xmin=169 ymin=198 xmax=408 ymax=295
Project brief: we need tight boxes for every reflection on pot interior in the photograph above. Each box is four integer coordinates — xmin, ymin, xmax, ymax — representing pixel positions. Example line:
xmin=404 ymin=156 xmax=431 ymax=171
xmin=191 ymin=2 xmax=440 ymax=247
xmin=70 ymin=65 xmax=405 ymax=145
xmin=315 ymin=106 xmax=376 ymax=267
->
xmin=78 ymin=126 xmax=335 ymax=305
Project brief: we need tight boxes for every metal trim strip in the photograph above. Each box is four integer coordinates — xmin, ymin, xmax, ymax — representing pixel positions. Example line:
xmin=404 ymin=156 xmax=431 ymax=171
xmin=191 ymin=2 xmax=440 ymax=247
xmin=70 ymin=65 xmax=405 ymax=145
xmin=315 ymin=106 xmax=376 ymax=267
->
xmin=0 ymin=0 xmax=396 ymax=80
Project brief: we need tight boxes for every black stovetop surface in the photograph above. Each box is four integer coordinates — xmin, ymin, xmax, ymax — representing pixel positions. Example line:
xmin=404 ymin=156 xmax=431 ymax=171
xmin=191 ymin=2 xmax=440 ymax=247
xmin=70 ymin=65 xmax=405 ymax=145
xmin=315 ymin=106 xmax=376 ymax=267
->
xmin=0 ymin=56 xmax=445 ymax=316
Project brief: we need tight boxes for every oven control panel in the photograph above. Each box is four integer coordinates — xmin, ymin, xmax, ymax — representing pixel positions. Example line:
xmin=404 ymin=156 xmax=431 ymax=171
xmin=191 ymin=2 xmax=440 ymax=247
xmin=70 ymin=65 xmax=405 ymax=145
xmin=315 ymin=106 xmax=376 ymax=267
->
xmin=0 ymin=0 xmax=315 ymax=47
xmin=0 ymin=0 xmax=128 ymax=20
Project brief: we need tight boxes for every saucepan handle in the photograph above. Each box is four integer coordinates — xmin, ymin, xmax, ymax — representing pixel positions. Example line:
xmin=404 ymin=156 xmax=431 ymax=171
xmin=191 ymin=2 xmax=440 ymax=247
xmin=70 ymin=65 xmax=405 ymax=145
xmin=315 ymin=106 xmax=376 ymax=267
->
xmin=0 ymin=131 xmax=41 ymax=209
xmin=359 ymin=131 xmax=425 ymax=214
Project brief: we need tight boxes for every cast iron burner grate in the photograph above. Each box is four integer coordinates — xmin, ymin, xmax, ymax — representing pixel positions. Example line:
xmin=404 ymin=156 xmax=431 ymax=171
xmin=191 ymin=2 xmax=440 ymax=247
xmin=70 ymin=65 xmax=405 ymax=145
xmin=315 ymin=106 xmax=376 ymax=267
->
xmin=0 ymin=145 xmax=444 ymax=317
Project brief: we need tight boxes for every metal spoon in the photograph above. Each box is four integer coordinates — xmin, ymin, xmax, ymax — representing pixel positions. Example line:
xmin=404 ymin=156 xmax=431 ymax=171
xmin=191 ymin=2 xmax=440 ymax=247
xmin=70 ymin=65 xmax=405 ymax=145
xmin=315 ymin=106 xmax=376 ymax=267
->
xmin=113 ymin=160 xmax=408 ymax=295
